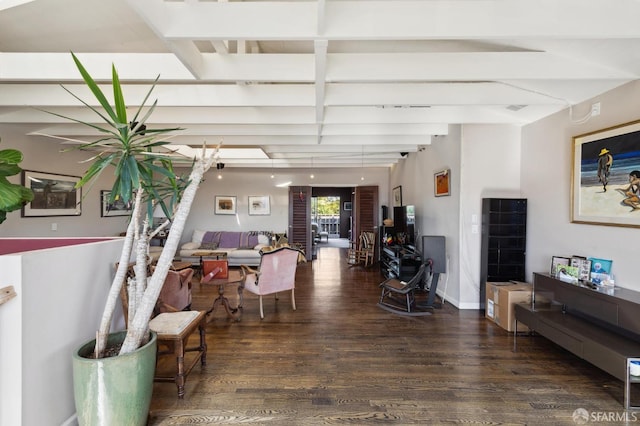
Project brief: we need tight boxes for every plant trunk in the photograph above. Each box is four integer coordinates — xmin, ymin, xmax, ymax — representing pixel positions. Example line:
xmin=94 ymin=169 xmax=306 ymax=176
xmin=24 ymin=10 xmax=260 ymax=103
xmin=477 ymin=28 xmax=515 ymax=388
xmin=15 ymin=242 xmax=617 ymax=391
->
xmin=119 ymin=151 xmax=215 ymax=354
xmin=94 ymin=190 xmax=143 ymax=358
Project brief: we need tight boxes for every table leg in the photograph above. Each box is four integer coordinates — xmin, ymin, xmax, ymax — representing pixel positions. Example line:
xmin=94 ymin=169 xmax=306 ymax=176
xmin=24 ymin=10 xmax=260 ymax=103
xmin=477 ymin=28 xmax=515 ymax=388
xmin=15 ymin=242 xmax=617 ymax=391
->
xmin=205 ymin=283 xmax=243 ymax=322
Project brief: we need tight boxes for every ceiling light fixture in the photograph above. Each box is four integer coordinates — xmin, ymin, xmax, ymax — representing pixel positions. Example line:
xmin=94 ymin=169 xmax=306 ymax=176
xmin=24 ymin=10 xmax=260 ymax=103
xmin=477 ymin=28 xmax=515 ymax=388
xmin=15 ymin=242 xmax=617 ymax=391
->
xmin=270 ymin=159 xmax=275 ymax=179
xmin=310 ymin=157 xmax=315 ymax=179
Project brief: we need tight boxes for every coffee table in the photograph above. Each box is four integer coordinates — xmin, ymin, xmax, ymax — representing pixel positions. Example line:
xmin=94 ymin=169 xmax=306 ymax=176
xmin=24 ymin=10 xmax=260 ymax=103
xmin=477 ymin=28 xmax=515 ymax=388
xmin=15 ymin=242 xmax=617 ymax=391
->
xmin=200 ymin=268 xmax=245 ymax=321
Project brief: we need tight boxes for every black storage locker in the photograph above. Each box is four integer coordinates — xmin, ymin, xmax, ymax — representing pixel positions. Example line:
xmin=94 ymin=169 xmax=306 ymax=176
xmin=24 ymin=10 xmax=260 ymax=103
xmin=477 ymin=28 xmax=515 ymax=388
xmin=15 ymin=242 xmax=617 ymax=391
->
xmin=480 ymin=198 xmax=527 ymax=309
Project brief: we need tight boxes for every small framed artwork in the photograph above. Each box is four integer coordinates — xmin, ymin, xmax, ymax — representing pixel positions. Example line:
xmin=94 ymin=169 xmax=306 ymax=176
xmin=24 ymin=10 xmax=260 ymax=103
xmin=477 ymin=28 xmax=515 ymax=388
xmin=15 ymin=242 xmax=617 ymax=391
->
xmin=550 ymin=256 xmax=571 ymax=276
xmin=392 ymin=186 xmax=403 ymax=207
xmin=100 ymin=190 xmax=132 ymax=217
xmin=343 ymin=201 xmax=352 ymax=211
xmin=434 ymin=169 xmax=450 ymax=197
xmin=588 ymin=257 xmax=613 ymax=284
xmin=248 ymin=195 xmax=270 ymax=216
xmin=556 ymin=265 xmax=579 ymax=284
xmin=570 ymin=256 xmax=592 ymax=282
xmin=21 ymin=170 xmax=81 ymax=217
xmin=215 ymin=195 xmax=237 ymax=215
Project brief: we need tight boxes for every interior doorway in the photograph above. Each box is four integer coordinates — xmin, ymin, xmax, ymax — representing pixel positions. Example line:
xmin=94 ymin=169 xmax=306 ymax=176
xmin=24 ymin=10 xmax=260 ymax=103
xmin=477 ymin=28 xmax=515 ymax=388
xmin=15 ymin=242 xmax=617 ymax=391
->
xmin=311 ymin=187 xmax=354 ymax=240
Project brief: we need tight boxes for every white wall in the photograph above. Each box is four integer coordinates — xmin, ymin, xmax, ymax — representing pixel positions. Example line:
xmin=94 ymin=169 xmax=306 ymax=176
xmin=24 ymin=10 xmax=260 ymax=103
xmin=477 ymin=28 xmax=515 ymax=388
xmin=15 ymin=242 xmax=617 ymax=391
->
xmin=0 ymin=239 xmax=124 ymax=426
xmin=0 ymin=124 xmax=390 ymax=243
xmin=169 ymin=166 xmax=389 ymax=245
xmin=398 ymin=128 xmax=463 ymax=306
xmin=392 ymin=124 xmax=522 ymax=309
xmin=0 ymin=125 xmax=129 ymax=238
xmin=460 ymin=124 xmax=522 ymax=308
xmin=522 ymin=80 xmax=640 ymax=291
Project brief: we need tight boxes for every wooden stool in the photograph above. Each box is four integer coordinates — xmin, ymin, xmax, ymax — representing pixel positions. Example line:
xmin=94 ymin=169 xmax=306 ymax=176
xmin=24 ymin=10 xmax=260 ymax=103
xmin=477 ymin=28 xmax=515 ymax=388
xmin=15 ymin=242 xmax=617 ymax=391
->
xmin=149 ymin=310 xmax=207 ymax=398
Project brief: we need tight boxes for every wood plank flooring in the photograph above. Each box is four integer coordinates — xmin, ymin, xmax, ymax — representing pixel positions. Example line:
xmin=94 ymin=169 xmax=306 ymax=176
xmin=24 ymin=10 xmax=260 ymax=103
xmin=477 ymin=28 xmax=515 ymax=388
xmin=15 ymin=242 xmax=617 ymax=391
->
xmin=148 ymin=246 xmax=633 ymax=425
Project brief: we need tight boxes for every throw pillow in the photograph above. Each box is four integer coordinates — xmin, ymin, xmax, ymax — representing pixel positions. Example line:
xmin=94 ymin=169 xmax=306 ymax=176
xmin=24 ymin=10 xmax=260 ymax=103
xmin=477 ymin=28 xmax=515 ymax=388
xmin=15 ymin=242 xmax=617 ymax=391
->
xmin=199 ymin=242 xmax=219 ymax=250
xmin=182 ymin=242 xmax=200 ymax=250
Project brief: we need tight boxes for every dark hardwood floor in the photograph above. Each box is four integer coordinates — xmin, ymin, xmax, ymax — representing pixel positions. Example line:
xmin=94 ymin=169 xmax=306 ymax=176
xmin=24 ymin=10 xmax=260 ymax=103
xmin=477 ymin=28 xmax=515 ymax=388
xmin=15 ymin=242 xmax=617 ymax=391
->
xmin=148 ymin=246 xmax=632 ymax=425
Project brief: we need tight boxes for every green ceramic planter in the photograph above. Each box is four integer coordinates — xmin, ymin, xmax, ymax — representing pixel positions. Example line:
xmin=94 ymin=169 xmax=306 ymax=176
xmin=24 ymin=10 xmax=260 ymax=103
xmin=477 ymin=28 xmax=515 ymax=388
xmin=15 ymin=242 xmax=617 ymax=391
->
xmin=72 ymin=331 xmax=157 ymax=426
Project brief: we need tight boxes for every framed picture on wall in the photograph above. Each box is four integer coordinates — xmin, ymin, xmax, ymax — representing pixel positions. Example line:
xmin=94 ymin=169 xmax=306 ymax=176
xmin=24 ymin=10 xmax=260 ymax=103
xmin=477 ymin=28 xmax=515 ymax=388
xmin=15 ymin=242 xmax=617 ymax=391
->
xmin=215 ymin=195 xmax=237 ymax=215
xmin=100 ymin=190 xmax=132 ymax=217
xmin=392 ymin=186 xmax=402 ymax=207
xmin=21 ymin=170 xmax=81 ymax=217
xmin=434 ymin=169 xmax=451 ymax=197
xmin=572 ymin=119 xmax=640 ymax=228
xmin=343 ymin=201 xmax=352 ymax=211
xmin=248 ymin=195 xmax=270 ymax=215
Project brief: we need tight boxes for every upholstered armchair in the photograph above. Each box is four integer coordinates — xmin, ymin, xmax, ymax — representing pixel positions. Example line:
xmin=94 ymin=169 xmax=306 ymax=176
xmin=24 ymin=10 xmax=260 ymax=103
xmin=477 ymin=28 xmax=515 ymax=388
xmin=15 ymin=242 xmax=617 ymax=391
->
xmin=241 ymin=246 xmax=300 ymax=319
xmin=156 ymin=267 xmax=195 ymax=313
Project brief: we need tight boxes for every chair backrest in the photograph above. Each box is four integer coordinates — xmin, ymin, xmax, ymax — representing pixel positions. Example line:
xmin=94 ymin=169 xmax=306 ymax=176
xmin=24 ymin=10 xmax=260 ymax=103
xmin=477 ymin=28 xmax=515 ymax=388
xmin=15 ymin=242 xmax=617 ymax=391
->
xmin=157 ymin=268 xmax=194 ymax=313
xmin=254 ymin=246 xmax=299 ymax=294
xmin=403 ymin=263 xmax=427 ymax=290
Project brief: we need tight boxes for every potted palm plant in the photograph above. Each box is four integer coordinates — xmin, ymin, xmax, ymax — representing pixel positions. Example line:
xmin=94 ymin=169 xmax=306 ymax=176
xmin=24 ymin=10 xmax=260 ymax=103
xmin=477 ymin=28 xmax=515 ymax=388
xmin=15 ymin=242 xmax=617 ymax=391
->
xmin=44 ymin=53 xmax=217 ymax=425
xmin=0 ymin=139 xmax=34 ymax=224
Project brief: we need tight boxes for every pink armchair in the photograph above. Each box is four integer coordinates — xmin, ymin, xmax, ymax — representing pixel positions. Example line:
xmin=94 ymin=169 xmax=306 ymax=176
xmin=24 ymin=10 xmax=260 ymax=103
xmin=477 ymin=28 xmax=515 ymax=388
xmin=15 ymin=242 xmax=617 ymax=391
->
xmin=241 ymin=246 xmax=300 ymax=319
xmin=156 ymin=267 xmax=195 ymax=313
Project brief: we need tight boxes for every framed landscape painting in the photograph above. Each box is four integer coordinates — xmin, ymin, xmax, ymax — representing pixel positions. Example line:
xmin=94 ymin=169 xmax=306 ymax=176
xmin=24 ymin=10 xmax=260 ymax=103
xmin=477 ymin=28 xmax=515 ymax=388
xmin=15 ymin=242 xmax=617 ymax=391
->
xmin=21 ymin=170 xmax=81 ymax=217
xmin=572 ymin=119 xmax=640 ymax=228
xmin=215 ymin=195 xmax=237 ymax=215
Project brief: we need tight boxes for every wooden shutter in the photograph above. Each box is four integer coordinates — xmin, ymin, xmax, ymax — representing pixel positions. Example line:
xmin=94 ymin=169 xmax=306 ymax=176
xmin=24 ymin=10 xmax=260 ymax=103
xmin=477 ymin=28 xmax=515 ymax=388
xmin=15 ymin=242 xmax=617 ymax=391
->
xmin=288 ymin=186 xmax=312 ymax=261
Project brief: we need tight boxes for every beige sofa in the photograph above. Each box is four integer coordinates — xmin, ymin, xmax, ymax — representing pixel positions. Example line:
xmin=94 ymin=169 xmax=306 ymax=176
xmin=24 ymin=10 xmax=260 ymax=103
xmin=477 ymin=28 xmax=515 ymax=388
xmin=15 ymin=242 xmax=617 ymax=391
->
xmin=179 ymin=230 xmax=272 ymax=266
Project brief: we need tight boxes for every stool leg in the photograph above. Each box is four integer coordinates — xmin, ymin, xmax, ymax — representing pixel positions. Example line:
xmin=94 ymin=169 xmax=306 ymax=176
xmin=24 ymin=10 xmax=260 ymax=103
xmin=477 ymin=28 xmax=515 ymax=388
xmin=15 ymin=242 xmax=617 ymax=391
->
xmin=199 ymin=321 xmax=207 ymax=366
xmin=175 ymin=341 xmax=186 ymax=399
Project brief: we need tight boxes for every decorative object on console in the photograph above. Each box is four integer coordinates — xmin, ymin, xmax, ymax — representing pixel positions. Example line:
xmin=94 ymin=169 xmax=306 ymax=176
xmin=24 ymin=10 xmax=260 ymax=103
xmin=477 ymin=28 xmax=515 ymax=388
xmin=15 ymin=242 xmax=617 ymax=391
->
xmin=215 ymin=195 xmax=237 ymax=215
xmin=100 ymin=189 xmax=132 ymax=217
xmin=550 ymin=256 xmax=570 ymax=276
xmin=434 ymin=169 xmax=450 ymax=197
xmin=248 ymin=195 xmax=270 ymax=215
xmin=570 ymin=256 xmax=592 ymax=282
xmin=572 ymin=119 xmax=640 ymax=228
xmin=588 ymin=257 xmax=613 ymax=284
xmin=392 ymin=185 xmax=402 ymax=207
xmin=21 ymin=170 xmax=81 ymax=217
xmin=555 ymin=265 xmax=579 ymax=284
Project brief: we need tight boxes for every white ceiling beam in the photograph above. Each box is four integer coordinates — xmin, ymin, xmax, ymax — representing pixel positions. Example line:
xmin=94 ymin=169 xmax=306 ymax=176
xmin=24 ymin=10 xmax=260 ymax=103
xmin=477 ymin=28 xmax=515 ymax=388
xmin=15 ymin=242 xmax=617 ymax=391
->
xmin=315 ymin=40 xmax=328 ymax=132
xmin=136 ymin=0 xmax=640 ymax=40
xmin=326 ymin=52 xmax=637 ymax=81
xmin=0 ymin=82 xmax=568 ymax=107
xmin=1 ymin=51 xmax=631 ymax=83
xmin=0 ymin=84 xmax=316 ymax=107
xmin=32 ymin=122 xmax=447 ymax=137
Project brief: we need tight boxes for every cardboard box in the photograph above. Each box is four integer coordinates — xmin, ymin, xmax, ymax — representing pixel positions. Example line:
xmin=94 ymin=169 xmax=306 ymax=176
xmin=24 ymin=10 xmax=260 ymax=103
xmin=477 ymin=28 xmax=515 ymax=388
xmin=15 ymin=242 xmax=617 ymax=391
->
xmin=485 ymin=282 xmax=532 ymax=332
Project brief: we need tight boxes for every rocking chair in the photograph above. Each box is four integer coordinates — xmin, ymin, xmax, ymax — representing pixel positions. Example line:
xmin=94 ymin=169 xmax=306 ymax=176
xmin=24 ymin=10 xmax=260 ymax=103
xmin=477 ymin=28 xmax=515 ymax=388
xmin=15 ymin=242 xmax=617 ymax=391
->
xmin=378 ymin=262 xmax=430 ymax=316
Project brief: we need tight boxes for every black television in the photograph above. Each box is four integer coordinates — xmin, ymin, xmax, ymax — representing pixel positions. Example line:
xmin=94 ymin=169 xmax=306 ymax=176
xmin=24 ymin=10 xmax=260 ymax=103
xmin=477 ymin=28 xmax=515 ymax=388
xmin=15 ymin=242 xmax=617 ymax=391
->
xmin=393 ymin=205 xmax=415 ymax=245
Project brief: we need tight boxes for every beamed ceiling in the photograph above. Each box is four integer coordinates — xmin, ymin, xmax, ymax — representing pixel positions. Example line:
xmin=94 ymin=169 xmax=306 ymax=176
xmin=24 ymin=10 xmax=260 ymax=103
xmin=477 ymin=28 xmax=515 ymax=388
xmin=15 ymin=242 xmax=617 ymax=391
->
xmin=1 ymin=0 xmax=639 ymax=168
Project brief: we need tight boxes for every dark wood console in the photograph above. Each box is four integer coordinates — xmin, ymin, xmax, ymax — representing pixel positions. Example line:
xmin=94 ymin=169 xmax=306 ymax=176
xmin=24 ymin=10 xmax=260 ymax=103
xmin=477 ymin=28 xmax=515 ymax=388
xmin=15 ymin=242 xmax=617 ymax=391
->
xmin=515 ymin=273 xmax=640 ymax=409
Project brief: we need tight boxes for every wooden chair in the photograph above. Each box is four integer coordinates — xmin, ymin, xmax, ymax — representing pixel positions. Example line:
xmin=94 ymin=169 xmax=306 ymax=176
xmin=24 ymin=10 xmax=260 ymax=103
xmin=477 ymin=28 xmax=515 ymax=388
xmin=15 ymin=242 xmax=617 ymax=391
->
xmin=347 ymin=231 xmax=376 ymax=267
xmin=117 ymin=263 xmax=207 ymax=398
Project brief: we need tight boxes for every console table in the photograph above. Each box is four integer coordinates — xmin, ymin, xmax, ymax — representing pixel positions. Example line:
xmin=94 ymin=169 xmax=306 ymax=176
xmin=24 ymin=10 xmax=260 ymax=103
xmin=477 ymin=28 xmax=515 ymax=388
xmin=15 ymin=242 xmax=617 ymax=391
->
xmin=514 ymin=272 xmax=640 ymax=408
